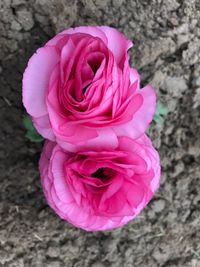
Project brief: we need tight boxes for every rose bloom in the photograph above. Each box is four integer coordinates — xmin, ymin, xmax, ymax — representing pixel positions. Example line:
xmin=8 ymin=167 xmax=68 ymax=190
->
xmin=23 ymin=26 xmax=156 ymax=152
xmin=40 ymin=135 xmax=160 ymax=231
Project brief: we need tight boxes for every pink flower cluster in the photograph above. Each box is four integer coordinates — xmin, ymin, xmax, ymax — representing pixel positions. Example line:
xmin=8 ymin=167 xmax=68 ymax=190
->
xmin=23 ymin=26 xmax=160 ymax=231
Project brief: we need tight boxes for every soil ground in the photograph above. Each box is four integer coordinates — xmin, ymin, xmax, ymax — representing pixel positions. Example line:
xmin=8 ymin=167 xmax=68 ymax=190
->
xmin=0 ymin=0 xmax=200 ymax=266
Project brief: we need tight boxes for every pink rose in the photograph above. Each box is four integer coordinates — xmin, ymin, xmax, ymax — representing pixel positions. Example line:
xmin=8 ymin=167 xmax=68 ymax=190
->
xmin=23 ymin=26 xmax=156 ymax=152
xmin=40 ymin=135 xmax=160 ymax=231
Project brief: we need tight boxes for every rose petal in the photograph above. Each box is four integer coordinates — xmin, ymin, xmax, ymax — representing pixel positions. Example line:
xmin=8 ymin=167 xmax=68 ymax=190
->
xmin=23 ymin=46 xmax=60 ymax=117
xmin=57 ymin=127 xmax=119 ymax=153
xmin=58 ymin=26 xmax=108 ymax=45
xmin=33 ymin=115 xmax=55 ymax=141
xmin=113 ymin=85 xmax=156 ymax=139
xmin=98 ymin=26 xmax=133 ymax=64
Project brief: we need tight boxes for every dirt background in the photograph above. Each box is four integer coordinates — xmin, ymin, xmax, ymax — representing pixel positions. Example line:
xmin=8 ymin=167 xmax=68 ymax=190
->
xmin=0 ymin=0 xmax=200 ymax=266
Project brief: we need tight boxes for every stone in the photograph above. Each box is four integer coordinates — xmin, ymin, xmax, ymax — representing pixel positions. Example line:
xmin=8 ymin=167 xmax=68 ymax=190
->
xmin=152 ymin=199 xmax=166 ymax=213
xmin=163 ymin=76 xmax=188 ymax=97
xmin=47 ymin=246 xmax=60 ymax=258
xmin=16 ymin=8 xmax=34 ymax=31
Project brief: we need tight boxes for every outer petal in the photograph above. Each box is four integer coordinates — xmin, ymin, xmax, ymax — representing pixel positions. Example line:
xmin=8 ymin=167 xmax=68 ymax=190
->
xmin=33 ymin=114 xmax=55 ymax=141
xmin=57 ymin=127 xmax=119 ymax=153
xmin=51 ymin=147 xmax=73 ymax=204
xmin=98 ymin=26 xmax=133 ymax=64
xmin=138 ymin=135 xmax=160 ymax=193
xmin=112 ymin=85 xmax=156 ymax=139
xmin=39 ymin=141 xmax=57 ymax=209
xmin=23 ymin=46 xmax=60 ymax=118
xmin=130 ymin=68 xmax=140 ymax=88
xmin=47 ymin=26 xmax=108 ymax=47
xmin=39 ymin=141 xmax=55 ymax=171
xmin=118 ymin=134 xmax=160 ymax=215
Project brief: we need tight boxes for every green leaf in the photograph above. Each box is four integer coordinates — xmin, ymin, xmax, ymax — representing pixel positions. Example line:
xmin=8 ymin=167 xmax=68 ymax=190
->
xmin=23 ymin=115 xmax=43 ymax=143
xmin=23 ymin=116 xmax=35 ymax=131
xmin=153 ymin=101 xmax=168 ymax=126
xmin=25 ymin=131 xmax=44 ymax=143
xmin=156 ymin=102 xmax=168 ymax=116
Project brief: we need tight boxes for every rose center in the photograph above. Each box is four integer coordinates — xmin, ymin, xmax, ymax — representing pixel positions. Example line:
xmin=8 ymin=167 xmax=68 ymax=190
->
xmin=82 ymin=82 xmax=91 ymax=94
xmin=88 ymin=58 xmax=101 ymax=74
xmin=91 ymin=168 xmax=115 ymax=181
xmin=82 ymin=54 xmax=104 ymax=94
